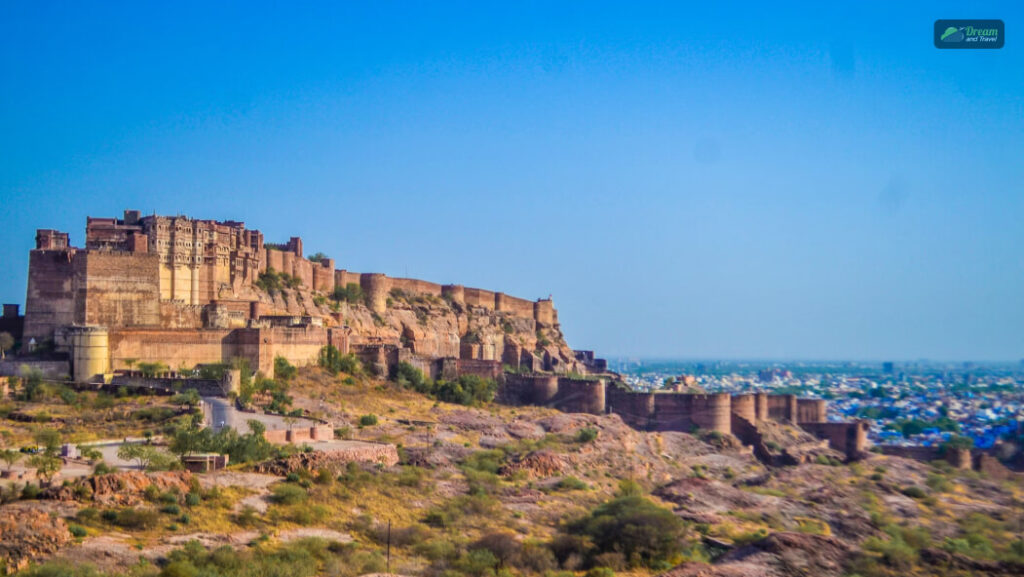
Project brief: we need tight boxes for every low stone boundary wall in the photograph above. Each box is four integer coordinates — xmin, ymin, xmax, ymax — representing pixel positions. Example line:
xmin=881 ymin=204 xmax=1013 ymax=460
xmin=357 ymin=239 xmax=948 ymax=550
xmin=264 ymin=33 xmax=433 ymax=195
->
xmin=263 ymin=425 xmax=335 ymax=445
xmin=254 ymin=443 xmax=400 ymax=475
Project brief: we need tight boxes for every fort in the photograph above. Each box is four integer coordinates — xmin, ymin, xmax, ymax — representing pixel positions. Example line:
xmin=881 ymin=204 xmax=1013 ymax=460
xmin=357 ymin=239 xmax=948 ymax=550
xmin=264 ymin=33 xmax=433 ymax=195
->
xmin=6 ymin=209 xmax=868 ymax=461
xmin=17 ymin=210 xmax=578 ymax=381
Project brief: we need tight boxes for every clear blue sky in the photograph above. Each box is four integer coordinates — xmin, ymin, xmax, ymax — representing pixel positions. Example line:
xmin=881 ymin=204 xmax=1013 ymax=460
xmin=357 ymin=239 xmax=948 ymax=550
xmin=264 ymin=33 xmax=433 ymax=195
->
xmin=1 ymin=2 xmax=1022 ymax=361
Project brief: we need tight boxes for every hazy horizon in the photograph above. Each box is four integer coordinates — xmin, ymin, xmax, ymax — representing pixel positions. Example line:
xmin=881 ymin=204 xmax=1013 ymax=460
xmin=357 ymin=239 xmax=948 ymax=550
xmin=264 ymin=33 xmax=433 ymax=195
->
xmin=2 ymin=2 xmax=1022 ymax=361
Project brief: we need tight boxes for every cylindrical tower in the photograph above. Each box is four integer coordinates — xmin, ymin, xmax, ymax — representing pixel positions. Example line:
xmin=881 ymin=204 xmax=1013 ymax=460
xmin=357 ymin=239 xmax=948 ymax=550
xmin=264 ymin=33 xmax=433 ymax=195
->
xmin=754 ymin=392 xmax=768 ymax=420
xmin=70 ymin=326 xmax=110 ymax=383
xmin=442 ymin=284 xmax=465 ymax=305
xmin=731 ymin=394 xmax=756 ymax=422
xmin=532 ymin=375 xmax=559 ymax=405
xmin=361 ymin=273 xmax=391 ymax=314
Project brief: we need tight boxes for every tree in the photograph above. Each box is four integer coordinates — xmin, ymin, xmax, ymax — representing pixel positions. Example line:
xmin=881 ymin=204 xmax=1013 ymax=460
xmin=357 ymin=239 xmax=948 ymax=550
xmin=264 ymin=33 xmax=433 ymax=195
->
xmin=274 ymin=356 xmax=297 ymax=382
xmin=0 ymin=332 xmax=13 ymax=359
xmin=77 ymin=445 xmax=103 ymax=462
xmin=168 ymin=415 xmax=212 ymax=457
xmin=171 ymin=389 xmax=201 ymax=408
xmin=117 ymin=443 xmax=159 ymax=470
xmin=30 ymin=453 xmax=62 ymax=484
xmin=30 ymin=429 xmax=62 ymax=484
xmin=307 ymin=252 xmax=329 ymax=263
xmin=137 ymin=361 xmax=168 ymax=378
xmin=19 ymin=367 xmax=44 ymax=401
xmin=0 ymin=448 xmax=20 ymax=472
xmin=565 ymin=495 xmax=688 ymax=568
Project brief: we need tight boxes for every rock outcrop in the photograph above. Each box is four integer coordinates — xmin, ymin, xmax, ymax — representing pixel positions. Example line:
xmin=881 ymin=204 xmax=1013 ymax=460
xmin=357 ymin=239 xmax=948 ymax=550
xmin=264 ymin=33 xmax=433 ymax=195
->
xmin=41 ymin=470 xmax=194 ymax=505
xmin=0 ymin=502 xmax=72 ymax=572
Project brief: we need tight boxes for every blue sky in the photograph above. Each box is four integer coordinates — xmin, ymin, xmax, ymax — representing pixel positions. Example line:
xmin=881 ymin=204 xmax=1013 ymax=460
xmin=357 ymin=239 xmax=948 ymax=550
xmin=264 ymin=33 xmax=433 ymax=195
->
xmin=1 ymin=2 xmax=1022 ymax=361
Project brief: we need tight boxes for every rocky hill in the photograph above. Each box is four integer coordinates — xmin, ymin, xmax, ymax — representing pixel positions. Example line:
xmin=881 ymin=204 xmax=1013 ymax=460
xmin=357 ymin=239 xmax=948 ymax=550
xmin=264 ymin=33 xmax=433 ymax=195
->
xmin=2 ymin=366 xmax=1023 ymax=577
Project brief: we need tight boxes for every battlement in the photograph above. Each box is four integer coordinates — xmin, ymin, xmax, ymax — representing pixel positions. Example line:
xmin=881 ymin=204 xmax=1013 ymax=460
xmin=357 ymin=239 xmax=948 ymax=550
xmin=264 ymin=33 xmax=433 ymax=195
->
xmin=500 ymin=375 xmax=865 ymax=460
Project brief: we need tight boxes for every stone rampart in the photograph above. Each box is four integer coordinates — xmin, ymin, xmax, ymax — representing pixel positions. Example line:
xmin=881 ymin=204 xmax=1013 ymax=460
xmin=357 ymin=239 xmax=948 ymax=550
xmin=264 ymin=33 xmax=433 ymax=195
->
xmin=802 ymin=421 xmax=869 ymax=461
xmin=731 ymin=394 xmax=757 ymax=422
xmin=464 ymin=287 xmax=496 ymax=310
xmin=391 ymin=277 xmax=443 ymax=297
xmin=606 ymin=386 xmax=655 ymax=429
xmin=767 ymin=394 xmax=798 ymax=421
xmin=651 ymin=392 xmax=731 ymax=435
xmin=796 ymin=399 xmax=827 ymax=423
xmin=551 ymin=378 xmax=605 ymax=415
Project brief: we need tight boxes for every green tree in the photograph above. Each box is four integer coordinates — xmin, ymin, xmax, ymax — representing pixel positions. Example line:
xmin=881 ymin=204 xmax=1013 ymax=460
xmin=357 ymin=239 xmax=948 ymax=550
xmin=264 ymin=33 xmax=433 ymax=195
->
xmin=0 ymin=331 xmax=13 ymax=359
xmin=19 ymin=367 xmax=44 ymax=401
xmin=137 ymin=361 xmax=169 ymax=378
xmin=565 ymin=495 xmax=689 ymax=568
xmin=0 ymin=448 xmax=20 ymax=472
xmin=168 ymin=415 xmax=212 ymax=457
xmin=29 ymin=429 xmax=63 ymax=484
xmin=274 ymin=356 xmax=297 ymax=382
xmin=171 ymin=389 xmax=201 ymax=408
xmin=117 ymin=443 xmax=164 ymax=470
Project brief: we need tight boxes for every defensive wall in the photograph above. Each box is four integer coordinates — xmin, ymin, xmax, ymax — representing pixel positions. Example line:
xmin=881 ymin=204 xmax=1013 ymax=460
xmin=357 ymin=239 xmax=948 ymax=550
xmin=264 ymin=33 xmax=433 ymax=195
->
xmin=501 ymin=375 xmax=868 ymax=460
xmin=877 ymin=445 xmax=1020 ymax=478
xmin=798 ymin=421 xmax=870 ymax=461
xmin=877 ymin=445 xmax=973 ymax=469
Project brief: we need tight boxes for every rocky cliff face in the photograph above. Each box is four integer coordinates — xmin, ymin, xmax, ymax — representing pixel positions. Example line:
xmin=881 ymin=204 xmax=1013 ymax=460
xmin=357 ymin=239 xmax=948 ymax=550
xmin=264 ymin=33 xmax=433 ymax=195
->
xmin=255 ymin=285 xmax=584 ymax=373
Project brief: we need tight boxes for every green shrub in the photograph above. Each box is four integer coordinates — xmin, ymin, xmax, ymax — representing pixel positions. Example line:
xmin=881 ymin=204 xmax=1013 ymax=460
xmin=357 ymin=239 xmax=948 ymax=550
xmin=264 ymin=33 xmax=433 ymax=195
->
xmin=358 ymin=414 xmax=378 ymax=427
xmin=901 ymin=486 xmax=927 ymax=499
xmin=271 ymin=483 xmax=308 ymax=505
xmin=575 ymin=427 xmax=599 ymax=443
xmin=585 ymin=568 xmax=616 ymax=577
xmin=317 ymin=345 xmax=363 ymax=376
xmin=562 ymin=495 xmax=688 ymax=568
xmin=161 ymin=504 xmax=182 ymax=515
xmin=110 ymin=507 xmax=161 ymax=529
xmin=68 ymin=524 xmax=87 ymax=538
xmin=556 ymin=476 xmax=590 ymax=491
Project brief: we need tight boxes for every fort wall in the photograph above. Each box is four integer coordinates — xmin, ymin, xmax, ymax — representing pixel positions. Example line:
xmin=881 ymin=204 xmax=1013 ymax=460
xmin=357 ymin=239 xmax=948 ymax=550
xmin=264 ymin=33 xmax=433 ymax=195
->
xmin=551 ymin=378 xmax=605 ymax=414
xmin=766 ymin=394 xmax=798 ymax=421
xmin=312 ymin=258 xmax=335 ymax=293
xmin=79 ymin=252 xmax=161 ymax=328
xmin=731 ymin=394 xmax=757 ymax=423
xmin=651 ymin=392 xmax=731 ymax=435
xmin=606 ymin=386 xmax=655 ymax=429
xmin=335 ymin=270 xmax=362 ymax=290
xmin=495 ymin=293 xmax=534 ymax=317
xmin=442 ymin=284 xmax=465 ymax=304
xmin=796 ymin=399 xmax=827 ymax=423
xmin=454 ymin=359 xmax=502 ymax=379
xmin=877 ymin=445 xmax=970 ymax=469
xmin=24 ymin=249 xmax=79 ymax=342
xmin=360 ymin=274 xmax=391 ymax=314
xmin=801 ymin=421 xmax=869 ymax=461
xmin=464 ymin=287 xmax=496 ymax=310
xmin=755 ymin=393 xmax=768 ymax=420
xmin=391 ymin=277 xmax=443 ymax=297
xmin=534 ymin=299 xmax=554 ymax=325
